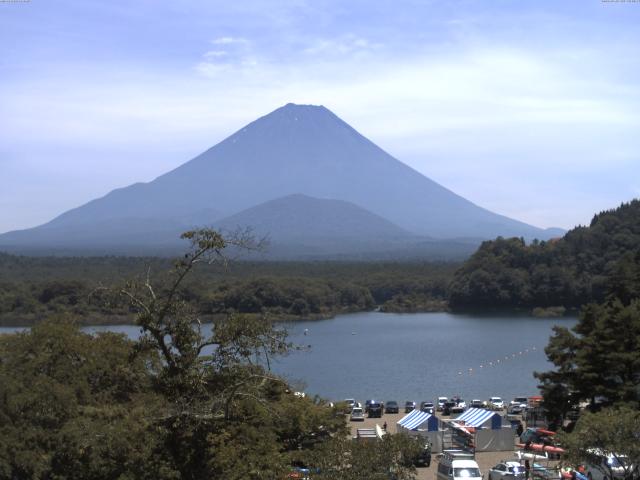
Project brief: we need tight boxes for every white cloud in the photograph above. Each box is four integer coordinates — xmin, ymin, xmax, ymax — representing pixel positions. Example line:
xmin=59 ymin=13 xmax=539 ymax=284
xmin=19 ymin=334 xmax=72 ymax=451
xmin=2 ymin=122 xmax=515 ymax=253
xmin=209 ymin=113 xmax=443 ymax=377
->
xmin=203 ymin=50 xmax=228 ymax=58
xmin=302 ymin=34 xmax=381 ymax=57
xmin=212 ymin=36 xmax=248 ymax=45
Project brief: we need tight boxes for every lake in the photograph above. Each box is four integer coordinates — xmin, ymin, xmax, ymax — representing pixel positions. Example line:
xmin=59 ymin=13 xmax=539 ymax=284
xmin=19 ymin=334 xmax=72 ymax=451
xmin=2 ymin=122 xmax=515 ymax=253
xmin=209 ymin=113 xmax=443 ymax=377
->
xmin=1 ymin=311 xmax=576 ymax=404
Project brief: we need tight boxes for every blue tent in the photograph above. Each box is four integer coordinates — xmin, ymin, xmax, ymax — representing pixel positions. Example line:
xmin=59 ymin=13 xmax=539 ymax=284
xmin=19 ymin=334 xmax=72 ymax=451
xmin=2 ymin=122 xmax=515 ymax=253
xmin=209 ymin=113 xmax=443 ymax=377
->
xmin=454 ymin=408 xmax=502 ymax=430
xmin=397 ymin=409 xmax=439 ymax=432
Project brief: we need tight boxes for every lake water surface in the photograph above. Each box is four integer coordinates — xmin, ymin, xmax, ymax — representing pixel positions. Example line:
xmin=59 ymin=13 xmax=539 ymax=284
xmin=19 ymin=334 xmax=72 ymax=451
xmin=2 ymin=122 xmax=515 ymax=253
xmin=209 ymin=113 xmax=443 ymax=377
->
xmin=1 ymin=311 xmax=576 ymax=404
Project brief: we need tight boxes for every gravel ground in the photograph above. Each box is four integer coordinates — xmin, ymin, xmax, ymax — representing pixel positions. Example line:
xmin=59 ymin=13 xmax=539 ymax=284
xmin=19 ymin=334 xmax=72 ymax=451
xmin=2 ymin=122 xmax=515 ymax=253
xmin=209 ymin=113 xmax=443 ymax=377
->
xmin=348 ymin=410 xmax=536 ymax=480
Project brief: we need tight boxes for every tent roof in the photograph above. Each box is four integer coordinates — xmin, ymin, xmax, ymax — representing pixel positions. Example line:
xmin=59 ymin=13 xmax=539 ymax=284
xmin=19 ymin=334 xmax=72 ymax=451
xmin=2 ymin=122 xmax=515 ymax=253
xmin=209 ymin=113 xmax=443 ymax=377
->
xmin=454 ymin=408 xmax=499 ymax=427
xmin=397 ymin=409 xmax=433 ymax=430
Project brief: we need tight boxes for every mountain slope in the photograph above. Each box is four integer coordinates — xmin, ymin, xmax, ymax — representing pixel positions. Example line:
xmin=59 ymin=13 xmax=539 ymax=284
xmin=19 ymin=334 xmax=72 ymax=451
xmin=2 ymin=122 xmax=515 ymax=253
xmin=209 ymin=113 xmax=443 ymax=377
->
xmin=0 ymin=103 xmax=560 ymax=255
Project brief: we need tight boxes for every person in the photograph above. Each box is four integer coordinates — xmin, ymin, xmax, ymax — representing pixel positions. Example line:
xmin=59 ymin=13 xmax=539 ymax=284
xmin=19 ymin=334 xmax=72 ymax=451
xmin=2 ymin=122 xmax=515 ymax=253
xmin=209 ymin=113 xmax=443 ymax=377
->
xmin=383 ymin=421 xmax=387 ymax=431
xmin=516 ymin=422 xmax=524 ymax=437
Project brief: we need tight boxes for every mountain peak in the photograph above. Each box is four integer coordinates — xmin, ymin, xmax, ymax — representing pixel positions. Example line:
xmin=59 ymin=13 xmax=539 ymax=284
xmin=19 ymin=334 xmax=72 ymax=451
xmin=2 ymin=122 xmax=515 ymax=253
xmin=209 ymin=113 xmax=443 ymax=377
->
xmin=281 ymin=102 xmax=326 ymax=110
xmin=267 ymin=103 xmax=332 ymax=121
xmin=0 ymin=104 xmax=559 ymax=256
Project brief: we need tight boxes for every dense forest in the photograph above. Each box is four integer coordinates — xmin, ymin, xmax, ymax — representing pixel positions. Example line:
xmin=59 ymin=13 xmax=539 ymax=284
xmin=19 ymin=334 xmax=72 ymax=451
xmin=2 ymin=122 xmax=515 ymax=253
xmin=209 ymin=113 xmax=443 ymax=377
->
xmin=0 ymin=254 xmax=456 ymax=326
xmin=0 ymin=230 xmax=424 ymax=479
xmin=448 ymin=200 xmax=640 ymax=310
xmin=2 ymin=200 xmax=639 ymax=326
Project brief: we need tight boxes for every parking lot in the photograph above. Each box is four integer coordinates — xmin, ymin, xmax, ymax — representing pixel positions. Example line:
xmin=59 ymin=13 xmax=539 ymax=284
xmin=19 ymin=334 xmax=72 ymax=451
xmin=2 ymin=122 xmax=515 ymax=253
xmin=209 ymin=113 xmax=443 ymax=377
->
xmin=348 ymin=410 xmax=525 ymax=480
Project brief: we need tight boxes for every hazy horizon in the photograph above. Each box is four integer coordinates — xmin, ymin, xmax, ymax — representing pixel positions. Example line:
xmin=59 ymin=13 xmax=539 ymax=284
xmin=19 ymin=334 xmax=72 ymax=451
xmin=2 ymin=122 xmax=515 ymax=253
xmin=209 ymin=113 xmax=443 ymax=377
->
xmin=2 ymin=1 xmax=639 ymax=234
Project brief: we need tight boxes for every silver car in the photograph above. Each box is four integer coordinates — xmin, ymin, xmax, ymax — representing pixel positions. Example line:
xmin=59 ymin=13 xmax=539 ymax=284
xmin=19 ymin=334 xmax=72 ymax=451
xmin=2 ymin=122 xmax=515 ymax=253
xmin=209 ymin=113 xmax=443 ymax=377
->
xmin=489 ymin=397 xmax=505 ymax=410
xmin=487 ymin=461 xmax=526 ymax=480
xmin=350 ymin=407 xmax=365 ymax=421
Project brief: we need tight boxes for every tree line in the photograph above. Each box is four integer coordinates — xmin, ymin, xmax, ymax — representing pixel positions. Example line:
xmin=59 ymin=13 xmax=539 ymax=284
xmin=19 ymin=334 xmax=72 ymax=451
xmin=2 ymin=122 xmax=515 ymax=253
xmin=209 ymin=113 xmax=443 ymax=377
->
xmin=0 ymin=255 xmax=456 ymax=326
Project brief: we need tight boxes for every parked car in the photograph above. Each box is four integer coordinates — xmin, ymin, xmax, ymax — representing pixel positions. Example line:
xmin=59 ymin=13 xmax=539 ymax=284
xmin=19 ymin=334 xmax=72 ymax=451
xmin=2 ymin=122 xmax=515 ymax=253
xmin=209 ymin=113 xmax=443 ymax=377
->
xmin=510 ymin=396 xmax=529 ymax=407
xmin=350 ymin=407 xmax=365 ymax=421
xmin=508 ymin=404 xmax=524 ymax=415
xmin=385 ymin=400 xmax=399 ymax=414
xmin=368 ymin=401 xmax=384 ymax=418
xmin=584 ymin=450 xmax=629 ymax=480
xmin=443 ymin=400 xmax=457 ymax=416
xmin=451 ymin=398 xmax=466 ymax=414
xmin=487 ymin=461 xmax=526 ymax=480
xmin=437 ymin=396 xmax=448 ymax=411
xmin=489 ymin=397 xmax=505 ymax=410
xmin=470 ymin=399 xmax=484 ymax=409
xmin=437 ymin=450 xmax=482 ymax=480
xmin=364 ymin=399 xmax=374 ymax=413
xmin=344 ymin=398 xmax=356 ymax=413
xmin=405 ymin=401 xmax=416 ymax=413
xmin=420 ymin=401 xmax=435 ymax=414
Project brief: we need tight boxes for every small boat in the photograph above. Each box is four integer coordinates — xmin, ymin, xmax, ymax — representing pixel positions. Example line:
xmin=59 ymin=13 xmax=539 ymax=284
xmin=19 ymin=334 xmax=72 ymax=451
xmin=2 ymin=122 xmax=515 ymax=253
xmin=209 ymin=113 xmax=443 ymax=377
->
xmin=516 ymin=443 xmax=565 ymax=454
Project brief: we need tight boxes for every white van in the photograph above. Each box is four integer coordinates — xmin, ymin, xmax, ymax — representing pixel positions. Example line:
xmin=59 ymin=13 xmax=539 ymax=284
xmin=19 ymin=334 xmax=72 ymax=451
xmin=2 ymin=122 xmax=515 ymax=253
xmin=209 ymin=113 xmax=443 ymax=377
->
xmin=437 ymin=450 xmax=482 ymax=480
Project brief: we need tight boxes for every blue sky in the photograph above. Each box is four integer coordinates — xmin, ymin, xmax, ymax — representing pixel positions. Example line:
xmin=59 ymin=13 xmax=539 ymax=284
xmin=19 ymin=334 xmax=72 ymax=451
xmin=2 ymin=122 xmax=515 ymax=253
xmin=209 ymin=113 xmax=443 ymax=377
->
xmin=1 ymin=0 xmax=639 ymax=233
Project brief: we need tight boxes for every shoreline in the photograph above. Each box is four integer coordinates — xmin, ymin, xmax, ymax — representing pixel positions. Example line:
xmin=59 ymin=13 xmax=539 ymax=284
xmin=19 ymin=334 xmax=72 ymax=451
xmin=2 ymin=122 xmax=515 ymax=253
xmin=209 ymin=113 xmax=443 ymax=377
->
xmin=0 ymin=303 xmax=579 ymax=328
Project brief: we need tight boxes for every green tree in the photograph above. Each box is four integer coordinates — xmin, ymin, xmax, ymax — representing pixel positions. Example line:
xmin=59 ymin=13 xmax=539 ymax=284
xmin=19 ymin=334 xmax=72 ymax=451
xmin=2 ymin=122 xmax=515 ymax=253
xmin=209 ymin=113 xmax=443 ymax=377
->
xmin=535 ymin=299 xmax=640 ymax=421
xmin=558 ymin=407 xmax=640 ymax=480
xmin=0 ymin=319 xmax=170 ymax=480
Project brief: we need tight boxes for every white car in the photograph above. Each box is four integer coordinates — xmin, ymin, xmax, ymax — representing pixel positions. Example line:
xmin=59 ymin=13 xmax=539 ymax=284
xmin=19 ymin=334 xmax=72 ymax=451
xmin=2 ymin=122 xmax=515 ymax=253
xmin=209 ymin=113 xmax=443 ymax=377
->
xmin=437 ymin=451 xmax=482 ymax=480
xmin=510 ymin=396 xmax=529 ymax=407
xmin=489 ymin=397 xmax=505 ymax=410
xmin=350 ymin=407 xmax=365 ymax=421
xmin=451 ymin=398 xmax=466 ymax=413
xmin=487 ymin=461 xmax=526 ymax=480
xmin=437 ymin=397 xmax=448 ymax=411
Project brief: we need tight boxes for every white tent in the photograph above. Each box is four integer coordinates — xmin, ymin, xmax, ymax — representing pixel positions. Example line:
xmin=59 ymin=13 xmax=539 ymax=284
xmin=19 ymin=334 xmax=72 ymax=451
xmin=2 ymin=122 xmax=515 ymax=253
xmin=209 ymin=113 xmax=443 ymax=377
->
xmin=449 ymin=408 xmax=514 ymax=452
xmin=454 ymin=408 xmax=502 ymax=429
xmin=397 ymin=410 xmax=444 ymax=452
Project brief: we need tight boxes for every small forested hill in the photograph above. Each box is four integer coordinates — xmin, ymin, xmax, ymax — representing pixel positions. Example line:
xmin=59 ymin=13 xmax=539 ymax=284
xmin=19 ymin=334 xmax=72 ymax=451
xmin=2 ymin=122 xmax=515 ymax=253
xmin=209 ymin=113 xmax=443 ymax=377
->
xmin=448 ymin=200 xmax=640 ymax=310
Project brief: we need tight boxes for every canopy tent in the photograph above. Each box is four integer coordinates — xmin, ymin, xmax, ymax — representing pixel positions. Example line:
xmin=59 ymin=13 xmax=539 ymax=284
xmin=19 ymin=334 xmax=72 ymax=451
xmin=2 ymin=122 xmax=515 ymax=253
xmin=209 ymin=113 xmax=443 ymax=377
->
xmin=397 ymin=410 xmax=444 ymax=452
xmin=448 ymin=408 xmax=513 ymax=452
xmin=397 ymin=410 xmax=439 ymax=432
xmin=454 ymin=408 xmax=502 ymax=429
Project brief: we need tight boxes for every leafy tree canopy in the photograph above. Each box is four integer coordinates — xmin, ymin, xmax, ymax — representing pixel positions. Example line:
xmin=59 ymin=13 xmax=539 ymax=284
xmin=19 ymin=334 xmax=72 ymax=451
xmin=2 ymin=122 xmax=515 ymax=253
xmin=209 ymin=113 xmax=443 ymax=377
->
xmin=535 ymin=299 xmax=640 ymax=421
xmin=449 ymin=200 xmax=640 ymax=310
xmin=558 ymin=407 xmax=640 ymax=480
xmin=0 ymin=229 xmax=421 ymax=479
